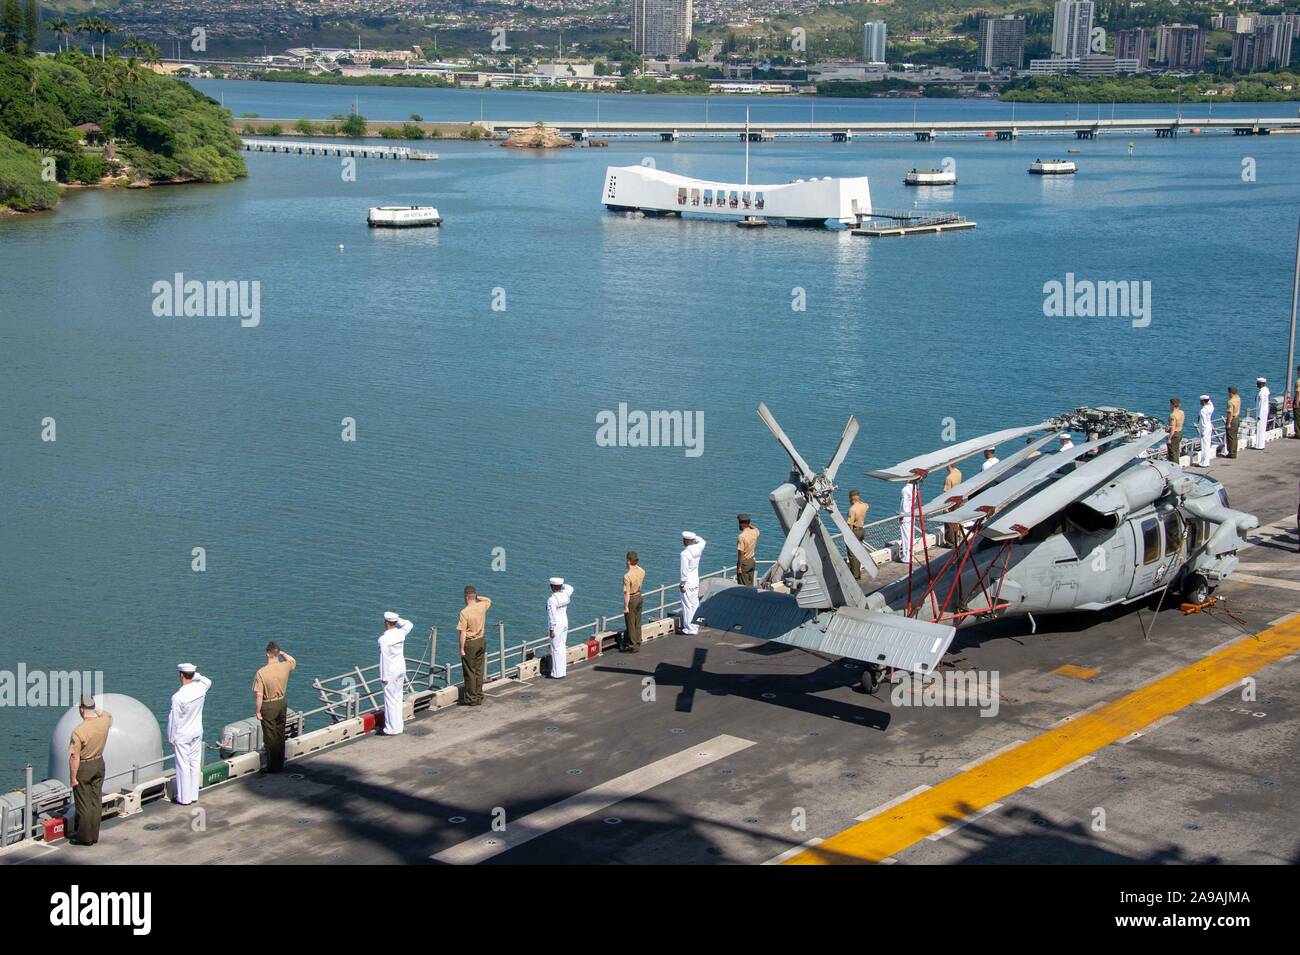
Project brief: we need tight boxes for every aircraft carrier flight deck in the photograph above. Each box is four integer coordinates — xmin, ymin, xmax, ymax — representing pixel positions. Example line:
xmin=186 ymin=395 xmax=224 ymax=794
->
xmin=3 ymin=439 xmax=1299 ymax=867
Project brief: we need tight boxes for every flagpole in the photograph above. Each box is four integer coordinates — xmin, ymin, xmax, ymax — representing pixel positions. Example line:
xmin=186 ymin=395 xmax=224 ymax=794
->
xmin=1287 ymin=213 xmax=1299 ymax=416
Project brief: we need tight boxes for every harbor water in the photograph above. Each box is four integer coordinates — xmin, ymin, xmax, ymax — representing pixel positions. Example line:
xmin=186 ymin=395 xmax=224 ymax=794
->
xmin=2 ymin=81 xmax=1299 ymax=778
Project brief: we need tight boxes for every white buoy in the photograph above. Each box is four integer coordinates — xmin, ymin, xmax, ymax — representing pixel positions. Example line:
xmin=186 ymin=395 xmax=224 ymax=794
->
xmin=339 ymin=244 xmax=345 ymax=251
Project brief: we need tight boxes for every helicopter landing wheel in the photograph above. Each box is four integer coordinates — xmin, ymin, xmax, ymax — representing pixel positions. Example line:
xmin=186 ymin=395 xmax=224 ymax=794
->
xmin=1183 ymin=573 xmax=1210 ymax=606
xmin=861 ymin=665 xmax=885 ymax=694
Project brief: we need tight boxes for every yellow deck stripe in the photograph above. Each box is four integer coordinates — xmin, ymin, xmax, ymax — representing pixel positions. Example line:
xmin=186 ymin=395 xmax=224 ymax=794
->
xmin=785 ymin=616 xmax=1300 ymax=865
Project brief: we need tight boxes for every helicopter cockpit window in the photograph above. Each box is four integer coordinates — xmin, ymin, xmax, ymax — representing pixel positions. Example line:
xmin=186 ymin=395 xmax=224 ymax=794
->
xmin=1141 ymin=519 xmax=1161 ymax=564
xmin=1219 ymin=488 xmax=1230 ymax=508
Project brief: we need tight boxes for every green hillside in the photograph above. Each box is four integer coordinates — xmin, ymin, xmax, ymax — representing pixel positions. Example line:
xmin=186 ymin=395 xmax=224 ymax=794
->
xmin=0 ymin=49 xmax=246 ymax=213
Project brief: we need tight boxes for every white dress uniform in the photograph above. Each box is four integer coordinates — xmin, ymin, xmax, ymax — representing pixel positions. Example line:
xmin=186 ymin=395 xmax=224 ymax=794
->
xmin=1254 ymin=381 xmax=1271 ymax=449
xmin=981 ymin=455 xmax=1000 ymax=471
xmin=378 ymin=614 xmax=412 ymax=735
xmin=1197 ymin=399 xmax=1215 ymax=466
xmin=168 ymin=667 xmax=211 ymax=805
xmin=679 ymin=533 xmax=706 ymax=635
xmin=899 ymin=482 xmax=917 ymax=565
xmin=546 ymin=580 xmax=574 ymax=679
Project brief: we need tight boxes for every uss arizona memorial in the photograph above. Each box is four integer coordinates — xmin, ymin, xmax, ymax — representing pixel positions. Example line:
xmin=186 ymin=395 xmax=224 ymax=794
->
xmin=602 ymin=164 xmax=872 ymax=226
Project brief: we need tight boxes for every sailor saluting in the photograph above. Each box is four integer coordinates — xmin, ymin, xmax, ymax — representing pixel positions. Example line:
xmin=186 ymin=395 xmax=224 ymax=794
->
xmin=378 ymin=611 xmax=412 ymax=735
xmin=1197 ymin=394 xmax=1215 ymax=467
xmin=679 ymin=532 xmax=706 ymax=635
xmin=168 ymin=663 xmax=211 ymax=806
xmin=546 ymin=577 xmax=574 ymax=679
xmin=1253 ymin=378 xmax=1270 ymax=449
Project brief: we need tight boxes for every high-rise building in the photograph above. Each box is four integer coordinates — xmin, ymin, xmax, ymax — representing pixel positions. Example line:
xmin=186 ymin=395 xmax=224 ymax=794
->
xmin=977 ymin=15 xmax=1026 ymax=71
xmin=1051 ymin=0 xmax=1096 ymax=59
xmin=863 ymin=21 xmax=887 ymax=64
xmin=1112 ymin=28 xmax=1152 ymax=71
xmin=630 ymin=0 xmax=693 ymax=58
xmin=1232 ymin=19 xmax=1295 ymax=71
xmin=1157 ymin=24 xmax=1206 ymax=71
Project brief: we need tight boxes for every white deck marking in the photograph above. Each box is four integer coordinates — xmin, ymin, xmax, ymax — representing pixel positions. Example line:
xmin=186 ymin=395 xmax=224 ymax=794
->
xmin=926 ymin=802 xmax=1003 ymax=841
xmin=854 ymin=784 xmax=932 ymax=822
xmin=1118 ymin=714 xmax=1178 ymax=743
xmin=431 ymin=734 xmax=755 ymax=864
xmin=1197 ymin=681 xmax=1246 ymax=706
xmin=1231 ymin=573 xmax=1300 ymax=594
xmin=1028 ymin=755 xmax=1095 ymax=789
xmin=1048 ymin=699 xmax=1110 ymax=728
xmin=763 ymin=837 xmax=823 ymax=865
xmin=957 ymin=739 xmax=1024 ymax=772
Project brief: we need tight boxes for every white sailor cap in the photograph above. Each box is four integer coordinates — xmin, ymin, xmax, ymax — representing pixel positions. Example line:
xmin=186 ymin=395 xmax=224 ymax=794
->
xmin=1257 ymin=377 xmax=1267 ymax=384
xmin=1200 ymin=394 xmax=1210 ymax=401
xmin=549 ymin=577 xmax=564 ymax=586
xmin=177 ymin=663 xmax=196 ymax=674
xmin=1059 ymin=433 xmax=1072 ymax=440
xmin=383 ymin=611 xmax=399 ymax=623
xmin=682 ymin=531 xmax=697 ymax=540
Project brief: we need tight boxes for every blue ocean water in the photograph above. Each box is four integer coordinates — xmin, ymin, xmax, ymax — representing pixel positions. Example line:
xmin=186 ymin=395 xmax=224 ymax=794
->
xmin=2 ymin=80 xmax=1298 ymax=778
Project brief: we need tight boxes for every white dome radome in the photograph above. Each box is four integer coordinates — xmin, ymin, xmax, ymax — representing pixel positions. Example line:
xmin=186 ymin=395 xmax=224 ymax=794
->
xmin=48 ymin=694 xmax=164 ymax=792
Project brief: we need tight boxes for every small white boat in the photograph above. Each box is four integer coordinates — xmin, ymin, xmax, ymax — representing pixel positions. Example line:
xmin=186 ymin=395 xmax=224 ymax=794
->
xmin=905 ymin=168 xmax=957 ymax=186
xmin=1029 ymin=159 xmax=1077 ymax=176
xmin=367 ymin=205 xmax=442 ymax=228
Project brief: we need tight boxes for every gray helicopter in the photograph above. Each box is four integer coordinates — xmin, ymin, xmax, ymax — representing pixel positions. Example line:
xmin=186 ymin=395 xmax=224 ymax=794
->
xmin=696 ymin=404 xmax=1259 ymax=691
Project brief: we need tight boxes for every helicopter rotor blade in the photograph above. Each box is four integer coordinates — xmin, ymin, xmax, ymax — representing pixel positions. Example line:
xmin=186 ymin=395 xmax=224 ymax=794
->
xmin=825 ymin=498 xmax=880 ymax=579
xmin=824 ymin=415 xmax=860 ymax=482
xmin=758 ymin=403 xmax=817 ymax=484
xmin=776 ymin=501 xmax=819 ymax=570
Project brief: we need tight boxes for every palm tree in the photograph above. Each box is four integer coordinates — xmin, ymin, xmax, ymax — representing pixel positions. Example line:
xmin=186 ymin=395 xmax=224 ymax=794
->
xmin=74 ymin=16 xmax=94 ymax=54
xmin=119 ymin=55 xmax=143 ymax=108
xmin=99 ymin=21 xmax=118 ymax=60
xmin=76 ymin=17 xmax=117 ymax=60
xmin=46 ymin=16 xmax=70 ymax=53
xmin=92 ymin=60 xmax=120 ymax=100
xmin=140 ymin=41 xmax=162 ymax=67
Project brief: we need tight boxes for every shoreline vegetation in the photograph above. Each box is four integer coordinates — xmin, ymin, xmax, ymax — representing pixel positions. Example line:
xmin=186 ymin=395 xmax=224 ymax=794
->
xmin=1002 ymin=72 xmax=1300 ymax=104
xmin=0 ymin=50 xmax=246 ymax=216
xmin=233 ymin=116 xmax=492 ymax=140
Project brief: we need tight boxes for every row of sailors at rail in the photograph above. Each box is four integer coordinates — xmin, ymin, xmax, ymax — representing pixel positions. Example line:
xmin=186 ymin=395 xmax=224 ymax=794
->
xmin=677 ymin=187 xmax=765 ymax=210
xmin=1172 ymin=378 xmax=1277 ymax=468
xmin=374 ymin=576 xmax=586 ymax=733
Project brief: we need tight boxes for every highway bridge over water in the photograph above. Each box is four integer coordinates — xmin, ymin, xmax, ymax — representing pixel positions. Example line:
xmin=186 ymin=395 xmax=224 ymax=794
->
xmin=481 ymin=115 xmax=1300 ymax=142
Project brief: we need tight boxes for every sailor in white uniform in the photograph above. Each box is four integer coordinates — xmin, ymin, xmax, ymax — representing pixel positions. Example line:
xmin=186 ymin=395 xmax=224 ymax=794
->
xmin=546 ymin=577 xmax=574 ymax=679
xmin=981 ymin=448 xmax=1000 ymax=471
xmin=168 ymin=663 xmax=211 ymax=806
xmin=378 ymin=611 xmax=412 ymax=735
xmin=899 ymin=481 xmax=917 ymax=565
xmin=678 ymin=532 xmax=706 ymax=635
xmin=1197 ymin=394 xmax=1215 ymax=467
xmin=1253 ymin=377 xmax=1271 ymax=449
xmin=1059 ymin=434 xmax=1074 ymax=452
